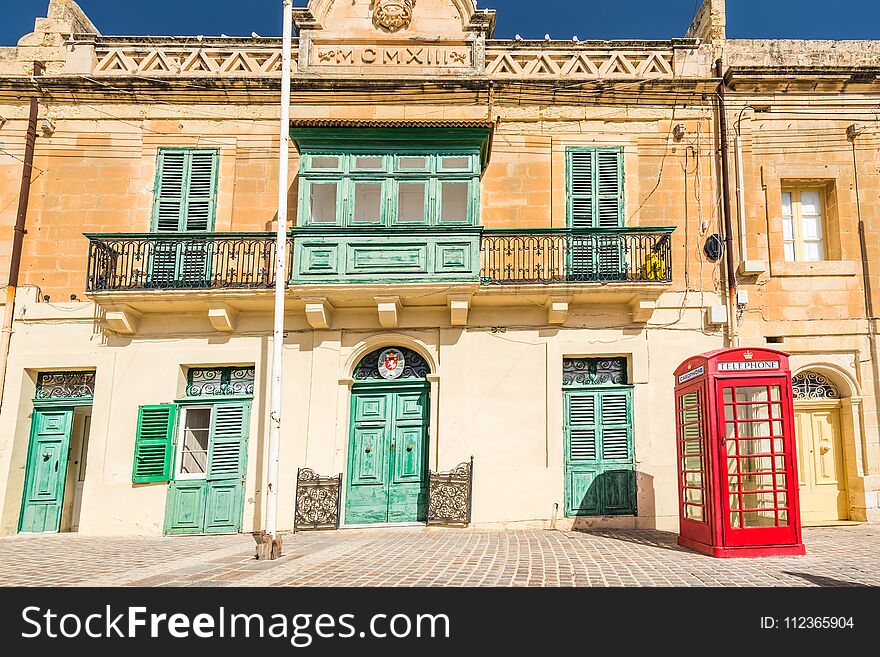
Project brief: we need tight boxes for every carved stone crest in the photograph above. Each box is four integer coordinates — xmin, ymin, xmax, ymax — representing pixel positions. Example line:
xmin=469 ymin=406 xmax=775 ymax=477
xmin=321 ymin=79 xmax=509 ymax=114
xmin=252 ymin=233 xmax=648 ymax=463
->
xmin=372 ymin=0 xmax=416 ymax=33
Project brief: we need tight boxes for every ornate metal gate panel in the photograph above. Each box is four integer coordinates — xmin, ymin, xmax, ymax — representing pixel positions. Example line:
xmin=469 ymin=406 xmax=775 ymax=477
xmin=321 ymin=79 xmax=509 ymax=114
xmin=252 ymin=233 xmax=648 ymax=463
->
xmin=427 ymin=457 xmax=473 ymax=526
xmin=293 ymin=468 xmax=342 ymax=531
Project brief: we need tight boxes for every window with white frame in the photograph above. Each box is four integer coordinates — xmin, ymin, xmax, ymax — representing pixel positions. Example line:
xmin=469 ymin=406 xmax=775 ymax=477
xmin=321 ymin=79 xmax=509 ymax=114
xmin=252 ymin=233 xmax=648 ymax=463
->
xmin=175 ymin=405 xmax=212 ymax=479
xmin=781 ymin=188 xmax=826 ymax=262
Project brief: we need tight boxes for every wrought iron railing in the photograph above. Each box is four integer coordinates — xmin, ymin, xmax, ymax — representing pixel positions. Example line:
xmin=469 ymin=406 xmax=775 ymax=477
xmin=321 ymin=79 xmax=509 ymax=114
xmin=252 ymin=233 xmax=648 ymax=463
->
xmin=86 ymin=232 xmax=290 ymax=292
xmin=427 ymin=457 xmax=474 ymax=527
xmin=480 ymin=228 xmax=675 ymax=285
xmin=293 ymin=468 xmax=342 ymax=532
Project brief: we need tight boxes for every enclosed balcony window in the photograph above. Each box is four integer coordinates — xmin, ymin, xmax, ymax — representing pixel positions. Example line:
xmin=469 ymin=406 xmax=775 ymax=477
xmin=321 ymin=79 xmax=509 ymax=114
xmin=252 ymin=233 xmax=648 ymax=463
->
xmin=298 ymin=151 xmax=480 ymax=227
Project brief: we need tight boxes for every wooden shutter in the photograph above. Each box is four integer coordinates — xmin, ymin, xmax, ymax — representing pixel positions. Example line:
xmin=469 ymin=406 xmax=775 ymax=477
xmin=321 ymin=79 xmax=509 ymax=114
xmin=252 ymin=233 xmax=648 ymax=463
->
xmin=596 ymin=150 xmax=623 ymax=228
xmin=567 ymin=149 xmax=623 ymax=229
xmin=569 ymin=150 xmax=594 ymax=229
xmin=153 ymin=151 xmax=187 ymax=232
xmin=598 ymin=390 xmax=632 ymax=461
xmin=132 ymin=404 xmax=176 ymax=483
xmin=184 ymin=151 xmax=217 ymax=231
xmin=152 ymin=150 xmax=218 ymax=232
xmin=567 ymin=393 xmax=597 ymax=462
xmin=207 ymin=402 xmax=249 ymax=480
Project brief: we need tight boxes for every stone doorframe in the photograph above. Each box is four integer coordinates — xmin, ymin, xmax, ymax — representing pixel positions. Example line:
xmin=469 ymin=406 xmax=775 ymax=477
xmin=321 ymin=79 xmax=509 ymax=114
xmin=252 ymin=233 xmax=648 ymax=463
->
xmin=790 ymin=362 xmax=870 ymax=522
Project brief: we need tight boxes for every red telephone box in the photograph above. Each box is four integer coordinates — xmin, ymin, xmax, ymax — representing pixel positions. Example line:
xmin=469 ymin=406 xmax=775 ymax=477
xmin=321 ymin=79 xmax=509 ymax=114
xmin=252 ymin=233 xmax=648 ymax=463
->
xmin=673 ymin=348 xmax=805 ymax=558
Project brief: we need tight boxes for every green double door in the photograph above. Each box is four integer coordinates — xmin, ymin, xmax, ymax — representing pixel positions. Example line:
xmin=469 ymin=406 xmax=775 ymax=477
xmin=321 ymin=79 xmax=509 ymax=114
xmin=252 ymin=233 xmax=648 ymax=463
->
xmin=345 ymin=384 xmax=430 ymax=525
xmin=19 ymin=408 xmax=74 ymax=533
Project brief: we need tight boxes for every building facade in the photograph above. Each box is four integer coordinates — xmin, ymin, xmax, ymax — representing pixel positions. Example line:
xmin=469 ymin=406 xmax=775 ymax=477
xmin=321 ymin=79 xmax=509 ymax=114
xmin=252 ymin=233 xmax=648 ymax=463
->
xmin=0 ymin=0 xmax=877 ymax=538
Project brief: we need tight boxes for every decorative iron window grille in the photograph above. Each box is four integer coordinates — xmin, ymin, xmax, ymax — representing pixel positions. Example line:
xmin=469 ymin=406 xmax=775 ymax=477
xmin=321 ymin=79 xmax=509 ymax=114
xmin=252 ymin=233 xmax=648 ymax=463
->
xmin=294 ymin=468 xmax=342 ymax=531
xmin=353 ymin=347 xmax=430 ymax=381
xmin=35 ymin=371 xmax=96 ymax=401
xmin=792 ymin=371 xmax=840 ymax=400
xmin=427 ymin=457 xmax=474 ymax=526
xmin=563 ymin=358 xmax=628 ymax=386
xmin=186 ymin=366 xmax=255 ymax=397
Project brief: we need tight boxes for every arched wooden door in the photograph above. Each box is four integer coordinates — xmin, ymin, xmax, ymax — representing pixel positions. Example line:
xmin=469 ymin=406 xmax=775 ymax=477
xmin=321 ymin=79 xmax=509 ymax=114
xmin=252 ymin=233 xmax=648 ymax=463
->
xmin=345 ymin=347 xmax=431 ymax=525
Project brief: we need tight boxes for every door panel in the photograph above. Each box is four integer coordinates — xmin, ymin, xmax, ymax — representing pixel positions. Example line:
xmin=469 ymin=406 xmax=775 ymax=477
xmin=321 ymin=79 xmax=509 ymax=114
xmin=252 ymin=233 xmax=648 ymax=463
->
xmin=795 ymin=407 xmax=847 ymax=522
xmin=19 ymin=409 xmax=74 ymax=534
xmin=567 ymin=470 xmax=601 ymax=515
xmin=350 ymin=428 xmax=386 ymax=486
xmin=603 ymin=469 xmax=637 ymax=515
xmin=164 ymin=481 xmax=207 ymax=534
xmin=204 ymin=483 xmax=241 ymax=534
xmin=386 ymin=390 xmax=428 ymax=522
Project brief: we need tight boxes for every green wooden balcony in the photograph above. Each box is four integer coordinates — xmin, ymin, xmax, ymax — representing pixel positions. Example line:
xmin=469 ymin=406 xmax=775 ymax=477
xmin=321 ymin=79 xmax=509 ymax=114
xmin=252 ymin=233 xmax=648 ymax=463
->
xmin=290 ymin=226 xmax=482 ymax=285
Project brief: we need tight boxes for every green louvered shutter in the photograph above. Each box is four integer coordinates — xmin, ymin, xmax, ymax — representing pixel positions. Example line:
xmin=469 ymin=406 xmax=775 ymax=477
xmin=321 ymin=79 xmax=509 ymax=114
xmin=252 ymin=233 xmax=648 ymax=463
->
xmin=204 ymin=401 xmax=250 ymax=533
xmin=183 ymin=151 xmax=217 ymax=231
xmin=567 ymin=149 xmax=624 ymax=281
xmin=597 ymin=389 xmax=635 ymax=515
xmin=564 ymin=391 xmax=601 ymax=515
xmin=150 ymin=150 xmax=217 ymax=287
xmin=569 ymin=150 xmax=595 ymax=229
xmin=132 ymin=404 xmax=176 ymax=483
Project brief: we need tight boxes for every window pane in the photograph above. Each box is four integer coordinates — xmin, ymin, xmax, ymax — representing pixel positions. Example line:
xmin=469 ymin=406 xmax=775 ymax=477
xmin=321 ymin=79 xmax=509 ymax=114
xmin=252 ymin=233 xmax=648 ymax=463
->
xmin=398 ymin=183 xmax=426 ymax=223
xmin=354 ymin=156 xmax=384 ymax=170
xmin=181 ymin=408 xmax=211 ymax=476
xmin=440 ymin=156 xmax=471 ymax=170
xmin=309 ymin=183 xmax=338 ymax=223
xmin=781 ymin=192 xmax=793 ymax=216
xmin=398 ymin=156 xmax=428 ymax=170
xmin=803 ymin=241 xmax=822 ymax=262
xmin=440 ymin=181 xmax=469 ymax=222
xmin=783 ymin=242 xmax=796 ymax=262
xmin=311 ymin=156 xmax=340 ymax=169
xmin=802 ymin=216 xmax=822 ymax=240
xmin=782 ymin=216 xmax=794 ymax=241
xmin=354 ymin=183 xmax=383 ymax=223
xmin=800 ymin=190 xmax=821 ymax=215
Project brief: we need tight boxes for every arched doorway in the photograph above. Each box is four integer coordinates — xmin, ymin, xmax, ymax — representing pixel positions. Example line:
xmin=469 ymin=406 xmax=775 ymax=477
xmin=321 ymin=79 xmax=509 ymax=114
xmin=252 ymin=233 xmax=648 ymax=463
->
xmin=792 ymin=371 xmax=848 ymax=522
xmin=345 ymin=347 xmax=431 ymax=525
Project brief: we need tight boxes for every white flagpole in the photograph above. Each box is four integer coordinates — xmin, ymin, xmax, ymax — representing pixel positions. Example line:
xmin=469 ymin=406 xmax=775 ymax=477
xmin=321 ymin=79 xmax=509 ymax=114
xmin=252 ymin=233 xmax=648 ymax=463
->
xmin=266 ymin=0 xmax=293 ymax=543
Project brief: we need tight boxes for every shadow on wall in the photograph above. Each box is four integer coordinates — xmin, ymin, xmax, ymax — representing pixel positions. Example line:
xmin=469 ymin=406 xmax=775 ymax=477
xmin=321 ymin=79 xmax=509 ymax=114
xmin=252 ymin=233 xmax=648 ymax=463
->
xmin=567 ymin=471 xmax=656 ymax=530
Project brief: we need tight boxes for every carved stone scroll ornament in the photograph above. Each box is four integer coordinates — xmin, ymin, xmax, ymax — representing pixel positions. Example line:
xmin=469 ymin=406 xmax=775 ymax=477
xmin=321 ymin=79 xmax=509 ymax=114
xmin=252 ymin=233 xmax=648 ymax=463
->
xmin=372 ymin=0 xmax=416 ymax=33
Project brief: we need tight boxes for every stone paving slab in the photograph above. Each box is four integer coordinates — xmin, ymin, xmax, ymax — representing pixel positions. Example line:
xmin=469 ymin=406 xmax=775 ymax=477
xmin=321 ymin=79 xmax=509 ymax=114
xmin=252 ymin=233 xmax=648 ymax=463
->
xmin=0 ymin=526 xmax=877 ymax=588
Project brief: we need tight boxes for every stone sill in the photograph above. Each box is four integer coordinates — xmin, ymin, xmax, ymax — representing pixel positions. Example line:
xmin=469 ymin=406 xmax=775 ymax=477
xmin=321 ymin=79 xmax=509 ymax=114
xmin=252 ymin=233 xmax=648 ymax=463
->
xmin=770 ymin=260 xmax=860 ymax=278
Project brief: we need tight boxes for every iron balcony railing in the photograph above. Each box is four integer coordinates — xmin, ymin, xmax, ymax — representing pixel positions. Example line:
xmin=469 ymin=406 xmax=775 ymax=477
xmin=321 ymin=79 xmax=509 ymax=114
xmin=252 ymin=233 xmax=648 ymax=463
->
xmin=86 ymin=232 xmax=290 ymax=292
xmin=479 ymin=227 xmax=675 ymax=285
xmin=85 ymin=227 xmax=675 ymax=292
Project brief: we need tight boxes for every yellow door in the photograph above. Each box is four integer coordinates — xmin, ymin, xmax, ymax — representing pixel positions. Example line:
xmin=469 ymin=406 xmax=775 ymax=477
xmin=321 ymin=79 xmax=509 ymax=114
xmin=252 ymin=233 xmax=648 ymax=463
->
xmin=794 ymin=406 xmax=848 ymax=522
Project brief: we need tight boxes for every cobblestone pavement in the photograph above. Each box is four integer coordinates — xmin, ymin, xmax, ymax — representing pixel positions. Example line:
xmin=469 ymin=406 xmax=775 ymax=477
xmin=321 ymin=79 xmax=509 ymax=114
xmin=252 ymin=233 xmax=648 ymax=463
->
xmin=0 ymin=526 xmax=877 ymax=587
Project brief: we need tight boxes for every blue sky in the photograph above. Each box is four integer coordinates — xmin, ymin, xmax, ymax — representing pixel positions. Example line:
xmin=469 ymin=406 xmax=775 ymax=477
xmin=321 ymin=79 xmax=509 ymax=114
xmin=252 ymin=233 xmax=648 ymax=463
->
xmin=3 ymin=0 xmax=880 ymax=45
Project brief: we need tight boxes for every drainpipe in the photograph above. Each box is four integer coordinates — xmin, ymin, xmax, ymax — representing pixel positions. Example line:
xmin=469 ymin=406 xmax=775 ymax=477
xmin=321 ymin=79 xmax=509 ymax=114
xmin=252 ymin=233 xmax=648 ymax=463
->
xmin=734 ymin=108 xmax=749 ymax=263
xmin=715 ymin=59 xmax=738 ymax=347
xmin=0 ymin=61 xmax=43 ymax=406
xmin=850 ymin=126 xmax=879 ymax=476
xmin=263 ymin=0 xmax=292 ymax=556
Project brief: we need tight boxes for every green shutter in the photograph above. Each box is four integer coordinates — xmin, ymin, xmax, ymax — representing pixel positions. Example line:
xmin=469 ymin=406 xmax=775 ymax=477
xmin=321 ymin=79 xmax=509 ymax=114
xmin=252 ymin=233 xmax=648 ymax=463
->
xmin=207 ymin=402 xmax=249 ymax=479
xmin=567 ymin=393 xmax=597 ymax=462
xmin=598 ymin=391 xmax=632 ymax=461
xmin=132 ymin=404 xmax=176 ymax=483
xmin=151 ymin=149 xmax=218 ymax=232
xmin=567 ymin=148 xmax=623 ymax=229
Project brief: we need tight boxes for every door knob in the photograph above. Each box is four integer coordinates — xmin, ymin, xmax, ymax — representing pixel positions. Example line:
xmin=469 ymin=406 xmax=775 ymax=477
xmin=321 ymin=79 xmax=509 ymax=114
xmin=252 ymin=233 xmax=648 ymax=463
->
xmin=406 ymin=444 xmax=414 ymax=452
xmin=365 ymin=445 xmax=372 ymax=454
xmin=819 ymin=443 xmax=831 ymax=455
